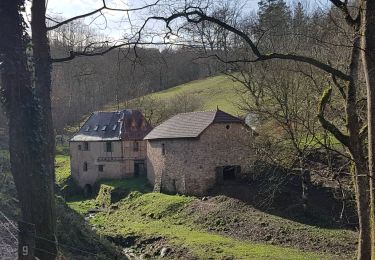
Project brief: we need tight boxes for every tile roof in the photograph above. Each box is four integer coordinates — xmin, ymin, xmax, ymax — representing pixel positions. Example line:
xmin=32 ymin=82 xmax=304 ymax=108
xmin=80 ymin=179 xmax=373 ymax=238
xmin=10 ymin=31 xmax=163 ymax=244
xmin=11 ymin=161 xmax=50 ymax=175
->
xmin=144 ymin=110 xmax=243 ymax=140
xmin=70 ymin=109 xmax=152 ymax=142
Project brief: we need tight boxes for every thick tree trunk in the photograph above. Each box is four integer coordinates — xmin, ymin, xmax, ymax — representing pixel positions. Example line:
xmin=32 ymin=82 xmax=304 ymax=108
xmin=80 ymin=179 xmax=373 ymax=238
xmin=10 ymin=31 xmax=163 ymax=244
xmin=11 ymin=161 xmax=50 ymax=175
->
xmin=30 ymin=1 xmax=57 ymax=259
xmin=347 ymin=30 xmax=371 ymax=260
xmin=360 ymin=1 xmax=375 ymax=259
xmin=0 ymin=0 xmax=57 ymax=259
xmin=353 ymin=159 xmax=372 ymax=260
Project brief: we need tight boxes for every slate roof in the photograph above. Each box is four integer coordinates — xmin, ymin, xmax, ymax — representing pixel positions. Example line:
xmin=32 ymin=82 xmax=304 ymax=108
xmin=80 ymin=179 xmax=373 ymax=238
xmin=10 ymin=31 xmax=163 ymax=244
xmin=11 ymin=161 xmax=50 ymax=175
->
xmin=144 ymin=110 xmax=244 ymax=140
xmin=70 ymin=109 xmax=152 ymax=142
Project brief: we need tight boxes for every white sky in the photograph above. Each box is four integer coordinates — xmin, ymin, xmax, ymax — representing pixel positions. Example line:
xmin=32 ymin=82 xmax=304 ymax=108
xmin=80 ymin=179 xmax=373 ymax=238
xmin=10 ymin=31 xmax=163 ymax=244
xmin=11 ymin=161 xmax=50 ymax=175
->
xmin=44 ymin=0 xmax=331 ymax=39
xmin=46 ymin=0 xmax=132 ymax=39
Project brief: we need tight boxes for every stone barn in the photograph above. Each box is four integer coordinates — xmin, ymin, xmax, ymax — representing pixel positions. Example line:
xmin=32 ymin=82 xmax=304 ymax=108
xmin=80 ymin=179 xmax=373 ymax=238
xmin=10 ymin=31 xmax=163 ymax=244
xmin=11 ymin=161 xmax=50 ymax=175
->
xmin=69 ymin=109 xmax=152 ymax=191
xmin=144 ymin=109 xmax=255 ymax=196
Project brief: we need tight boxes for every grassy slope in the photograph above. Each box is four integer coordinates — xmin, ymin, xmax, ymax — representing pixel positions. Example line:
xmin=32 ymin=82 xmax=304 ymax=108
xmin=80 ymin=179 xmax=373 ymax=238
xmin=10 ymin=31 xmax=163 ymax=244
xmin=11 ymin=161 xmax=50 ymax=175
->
xmin=110 ymin=75 xmax=247 ymax=116
xmin=86 ymin=192 xmax=348 ymax=260
xmin=61 ymin=166 xmax=354 ymax=260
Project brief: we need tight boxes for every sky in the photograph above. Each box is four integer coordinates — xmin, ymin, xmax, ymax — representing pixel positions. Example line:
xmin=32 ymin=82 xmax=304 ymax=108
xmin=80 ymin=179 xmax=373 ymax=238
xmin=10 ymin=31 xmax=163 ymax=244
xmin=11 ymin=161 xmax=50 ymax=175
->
xmin=44 ymin=0 xmax=331 ymax=40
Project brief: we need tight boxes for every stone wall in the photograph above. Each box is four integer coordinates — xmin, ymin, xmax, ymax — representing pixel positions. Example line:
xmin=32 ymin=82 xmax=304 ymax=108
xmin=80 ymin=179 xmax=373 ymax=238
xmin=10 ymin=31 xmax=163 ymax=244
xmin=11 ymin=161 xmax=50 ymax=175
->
xmin=70 ymin=140 xmax=147 ymax=188
xmin=147 ymin=123 xmax=255 ymax=195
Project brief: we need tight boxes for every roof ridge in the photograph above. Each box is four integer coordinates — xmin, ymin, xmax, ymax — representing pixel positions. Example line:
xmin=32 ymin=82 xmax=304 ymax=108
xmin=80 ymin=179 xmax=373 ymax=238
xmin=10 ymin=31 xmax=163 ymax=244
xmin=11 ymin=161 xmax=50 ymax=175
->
xmin=173 ymin=110 xmax=217 ymax=115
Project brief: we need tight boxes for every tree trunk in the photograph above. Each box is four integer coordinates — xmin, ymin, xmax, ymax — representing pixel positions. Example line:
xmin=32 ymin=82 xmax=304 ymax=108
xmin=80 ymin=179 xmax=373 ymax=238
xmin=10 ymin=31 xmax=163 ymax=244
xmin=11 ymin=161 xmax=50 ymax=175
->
xmin=299 ymin=157 xmax=310 ymax=213
xmin=360 ymin=1 xmax=375 ymax=258
xmin=353 ymin=158 xmax=372 ymax=260
xmin=347 ymin=29 xmax=371 ymax=260
xmin=30 ymin=0 xmax=57 ymax=259
xmin=0 ymin=0 xmax=57 ymax=259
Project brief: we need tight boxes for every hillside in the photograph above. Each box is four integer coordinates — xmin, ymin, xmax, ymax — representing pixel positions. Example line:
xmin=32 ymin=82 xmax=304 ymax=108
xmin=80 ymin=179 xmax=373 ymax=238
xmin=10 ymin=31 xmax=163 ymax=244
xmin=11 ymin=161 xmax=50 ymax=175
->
xmin=64 ymin=176 xmax=356 ymax=260
xmin=109 ymin=75 xmax=247 ymax=116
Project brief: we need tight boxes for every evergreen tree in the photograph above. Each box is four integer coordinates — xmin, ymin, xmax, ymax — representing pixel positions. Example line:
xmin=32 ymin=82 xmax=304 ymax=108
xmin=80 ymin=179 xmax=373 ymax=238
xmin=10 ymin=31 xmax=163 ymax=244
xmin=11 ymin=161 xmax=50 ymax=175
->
xmin=258 ymin=0 xmax=291 ymax=34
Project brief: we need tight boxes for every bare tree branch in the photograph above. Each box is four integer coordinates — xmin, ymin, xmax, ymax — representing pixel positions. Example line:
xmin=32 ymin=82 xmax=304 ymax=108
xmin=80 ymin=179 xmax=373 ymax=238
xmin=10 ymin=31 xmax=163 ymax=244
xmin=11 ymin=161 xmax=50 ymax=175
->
xmin=317 ymin=87 xmax=350 ymax=148
xmin=46 ymin=0 xmax=160 ymax=31
xmin=50 ymin=41 xmax=199 ymax=62
xmin=142 ymin=9 xmax=351 ymax=81
xmin=329 ymin=0 xmax=360 ymax=26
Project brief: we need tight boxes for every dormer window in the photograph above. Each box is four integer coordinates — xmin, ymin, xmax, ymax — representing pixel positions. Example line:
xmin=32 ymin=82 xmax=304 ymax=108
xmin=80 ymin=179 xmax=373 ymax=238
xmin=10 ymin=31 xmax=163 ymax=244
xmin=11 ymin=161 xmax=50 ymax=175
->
xmin=112 ymin=124 xmax=117 ymax=131
xmin=101 ymin=125 xmax=107 ymax=131
xmin=94 ymin=125 xmax=99 ymax=131
xmin=84 ymin=126 xmax=90 ymax=132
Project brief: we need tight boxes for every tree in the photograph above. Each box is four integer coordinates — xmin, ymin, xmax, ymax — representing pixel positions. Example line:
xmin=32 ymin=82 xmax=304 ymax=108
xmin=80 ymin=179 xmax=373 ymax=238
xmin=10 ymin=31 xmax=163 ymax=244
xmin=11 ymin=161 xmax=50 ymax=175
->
xmin=234 ymin=63 xmax=324 ymax=212
xmin=360 ymin=0 xmax=375 ymax=258
xmin=0 ymin=0 xmax=57 ymax=259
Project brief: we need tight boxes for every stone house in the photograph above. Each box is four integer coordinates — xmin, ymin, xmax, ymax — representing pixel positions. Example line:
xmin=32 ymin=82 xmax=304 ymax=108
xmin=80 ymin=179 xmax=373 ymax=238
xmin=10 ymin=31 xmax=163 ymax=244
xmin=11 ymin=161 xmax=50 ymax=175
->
xmin=144 ymin=109 xmax=255 ymax=196
xmin=69 ymin=109 xmax=152 ymax=191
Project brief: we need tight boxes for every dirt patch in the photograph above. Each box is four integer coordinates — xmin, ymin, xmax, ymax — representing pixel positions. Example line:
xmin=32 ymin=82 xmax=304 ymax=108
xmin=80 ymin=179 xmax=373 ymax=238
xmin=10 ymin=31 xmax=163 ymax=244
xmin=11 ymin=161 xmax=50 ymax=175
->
xmin=183 ymin=196 xmax=356 ymax=259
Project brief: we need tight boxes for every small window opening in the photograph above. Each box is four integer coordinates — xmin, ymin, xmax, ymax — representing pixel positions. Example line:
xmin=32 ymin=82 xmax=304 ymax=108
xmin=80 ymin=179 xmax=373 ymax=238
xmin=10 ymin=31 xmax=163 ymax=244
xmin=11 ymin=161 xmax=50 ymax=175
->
xmin=101 ymin=125 xmax=107 ymax=131
xmin=226 ymin=125 xmax=230 ymax=130
xmin=133 ymin=141 xmax=139 ymax=152
xmin=94 ymin=125 xmax=99 ymax=131
xmin=83 ymin=162 xmax=88 ymax=172
xmin=162 ymin=143 xmax=166 ymax=155
xmin=106 ymin=142 xmax=112 ymax=152
xmin=112 ymin=124 xmax=117 ymax=131
xmin=98 ymin=165 xmax=104 ymax=172
xmin=78 ymin=145 xmax=82 ymax=150
xmin=83 ymin=142 xmax=89 ymax=151
xmin=84 ymin=125 xmax=90 ymax=132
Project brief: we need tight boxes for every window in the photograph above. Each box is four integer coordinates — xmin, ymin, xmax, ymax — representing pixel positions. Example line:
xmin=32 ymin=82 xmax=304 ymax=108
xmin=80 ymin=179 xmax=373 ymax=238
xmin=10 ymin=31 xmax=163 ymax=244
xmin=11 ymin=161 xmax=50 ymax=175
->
xmin=94 ymin=125 xmax=99 ymax=131
xmin=226 ymin=125 xmax=230 ymax=130
xmin=78 ymin=145 xmax=82 ymax=151
xmin=98 ymin=165 xmax=104 ymax=172
xmin=101 ymin=125 xmax=107 ymax=131
xmin=83 ymin=142 xmax=89 ymax=151
xmin=84 ymin=125 xmax=90 ymax=132
xmin=162 ymin=143 xmax=165 ymax=155
xmin=112 ymin=124 xmax=117 ymax=131
xmin=106 ymin=142 xmax=112 ymax=152
xmin=133 ymin=141 xmax=139 ymax=152
xmin=83 ymin=162 xmax=88 ymax=172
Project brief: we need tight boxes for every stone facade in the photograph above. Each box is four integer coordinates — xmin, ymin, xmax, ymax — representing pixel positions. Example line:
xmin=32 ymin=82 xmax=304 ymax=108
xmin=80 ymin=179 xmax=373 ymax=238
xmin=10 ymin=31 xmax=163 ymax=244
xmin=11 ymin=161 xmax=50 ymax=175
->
xmin=70 ymin=140 xmax=147 ymax=188
xmin=146 ymin=123 xmax=254 ymax=195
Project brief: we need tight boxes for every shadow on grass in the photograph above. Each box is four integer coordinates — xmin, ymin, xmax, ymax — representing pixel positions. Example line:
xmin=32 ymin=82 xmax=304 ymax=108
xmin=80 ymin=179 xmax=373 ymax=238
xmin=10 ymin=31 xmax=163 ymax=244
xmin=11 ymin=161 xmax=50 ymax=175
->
xmin=209 ymin=176 xmax=357 ymax=230
xmin=56 ymin=197 xmax=126 ymax=259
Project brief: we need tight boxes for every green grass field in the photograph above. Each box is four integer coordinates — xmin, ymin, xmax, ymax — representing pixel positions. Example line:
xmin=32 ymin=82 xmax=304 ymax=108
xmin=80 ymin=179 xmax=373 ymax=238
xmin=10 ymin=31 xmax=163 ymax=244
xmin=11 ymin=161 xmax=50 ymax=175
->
xmin=108 ymin=75 xmax=247 ymax=116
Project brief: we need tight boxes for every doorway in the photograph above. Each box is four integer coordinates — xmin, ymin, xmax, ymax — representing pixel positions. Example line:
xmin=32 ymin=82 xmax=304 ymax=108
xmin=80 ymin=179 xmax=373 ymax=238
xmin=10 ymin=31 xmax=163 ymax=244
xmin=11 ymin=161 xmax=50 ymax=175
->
xmin=223 ymin=166 xmax=236 ymax=180
xmin=134 ymin=160 xmax=146 ymax=177
xmin=216 ymin=165 xmax=241 ymax=184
